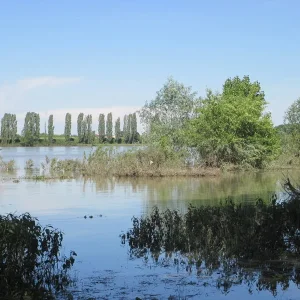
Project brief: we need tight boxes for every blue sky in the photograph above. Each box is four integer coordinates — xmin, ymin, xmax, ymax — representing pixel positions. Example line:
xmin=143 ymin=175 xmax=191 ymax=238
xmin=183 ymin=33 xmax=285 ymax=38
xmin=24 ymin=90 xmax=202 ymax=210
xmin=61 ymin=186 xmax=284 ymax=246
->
xmin=0 ymin=0 xmax=300 ymax=133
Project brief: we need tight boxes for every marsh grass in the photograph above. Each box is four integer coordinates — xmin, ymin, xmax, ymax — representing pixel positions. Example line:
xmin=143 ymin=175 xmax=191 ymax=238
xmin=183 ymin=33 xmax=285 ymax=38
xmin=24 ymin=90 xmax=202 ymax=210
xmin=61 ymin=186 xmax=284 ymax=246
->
xmin=0 ymin=156 xmax=16 ymax=172
xmin=39 ymin=146 xmax=219 ymax=178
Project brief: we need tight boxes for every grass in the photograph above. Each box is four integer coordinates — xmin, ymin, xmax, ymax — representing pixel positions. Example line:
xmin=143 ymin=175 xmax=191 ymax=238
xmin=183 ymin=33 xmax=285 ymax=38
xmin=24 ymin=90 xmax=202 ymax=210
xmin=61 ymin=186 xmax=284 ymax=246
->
xmin=37 ymin=146 xmax=220 ymax=178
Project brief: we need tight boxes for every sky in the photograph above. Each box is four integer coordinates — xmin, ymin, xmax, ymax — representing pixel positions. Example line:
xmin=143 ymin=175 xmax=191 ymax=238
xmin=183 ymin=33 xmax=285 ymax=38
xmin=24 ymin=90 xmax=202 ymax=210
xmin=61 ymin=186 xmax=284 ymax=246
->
xmin=1 ymin=0 xmax=300 ymax=133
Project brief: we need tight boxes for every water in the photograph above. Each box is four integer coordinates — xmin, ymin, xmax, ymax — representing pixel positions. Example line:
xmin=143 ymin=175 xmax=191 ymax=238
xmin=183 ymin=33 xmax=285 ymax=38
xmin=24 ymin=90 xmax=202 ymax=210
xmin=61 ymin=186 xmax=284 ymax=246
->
xmin=0 ymin=147 xmax=299 ymax=299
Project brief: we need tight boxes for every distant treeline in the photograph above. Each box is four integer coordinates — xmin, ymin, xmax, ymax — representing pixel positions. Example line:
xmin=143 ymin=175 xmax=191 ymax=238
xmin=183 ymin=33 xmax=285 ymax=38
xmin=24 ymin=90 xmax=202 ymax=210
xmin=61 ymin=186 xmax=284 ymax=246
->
xmin=0 ymin=112 xmax=140 ymax=146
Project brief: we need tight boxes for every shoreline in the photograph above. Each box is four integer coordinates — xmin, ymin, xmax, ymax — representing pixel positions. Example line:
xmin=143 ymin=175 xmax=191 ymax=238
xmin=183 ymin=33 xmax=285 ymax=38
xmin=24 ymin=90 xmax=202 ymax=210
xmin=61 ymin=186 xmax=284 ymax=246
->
xmin=0 ymin=143 xmax=142 ymax=148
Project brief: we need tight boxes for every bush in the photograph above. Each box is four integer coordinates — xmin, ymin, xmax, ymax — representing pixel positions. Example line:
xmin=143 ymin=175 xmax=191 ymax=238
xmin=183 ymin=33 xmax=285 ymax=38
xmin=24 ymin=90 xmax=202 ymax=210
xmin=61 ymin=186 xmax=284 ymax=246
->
xmin=0 ymin=213 xmax=76 ymax=299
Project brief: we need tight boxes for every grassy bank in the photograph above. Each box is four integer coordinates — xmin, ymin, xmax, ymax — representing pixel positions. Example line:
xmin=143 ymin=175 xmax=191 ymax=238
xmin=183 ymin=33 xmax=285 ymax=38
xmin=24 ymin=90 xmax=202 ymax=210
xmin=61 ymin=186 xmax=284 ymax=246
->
xmin=35 ymin=146 xmax=220 ymax=179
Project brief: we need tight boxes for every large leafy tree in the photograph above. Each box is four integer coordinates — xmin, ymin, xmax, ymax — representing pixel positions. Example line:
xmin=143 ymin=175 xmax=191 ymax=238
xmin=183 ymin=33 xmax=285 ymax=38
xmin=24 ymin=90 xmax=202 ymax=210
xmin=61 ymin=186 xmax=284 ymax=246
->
xmin=139 ymin=77 xmax=197 ymax=150
xmin=64 ymin=113 xmax=72 ymax=142
xmin=283 ymin=98 xmax=300 ymax=153
xmin=189 ymin=76 xmax=280 ymax=168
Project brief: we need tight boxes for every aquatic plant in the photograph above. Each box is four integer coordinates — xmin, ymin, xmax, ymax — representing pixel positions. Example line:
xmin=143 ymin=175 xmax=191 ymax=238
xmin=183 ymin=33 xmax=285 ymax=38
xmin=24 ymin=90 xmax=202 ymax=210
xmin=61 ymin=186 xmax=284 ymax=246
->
xmin=122 ymin=180 xmax=300 ymax=295
xmin=25 ymin=159 xmax=34 ymax=169
xmin=0 ymin=156 xmax=16 ymax=172
xmin=0 ymin=213 xmax=76 ymax=299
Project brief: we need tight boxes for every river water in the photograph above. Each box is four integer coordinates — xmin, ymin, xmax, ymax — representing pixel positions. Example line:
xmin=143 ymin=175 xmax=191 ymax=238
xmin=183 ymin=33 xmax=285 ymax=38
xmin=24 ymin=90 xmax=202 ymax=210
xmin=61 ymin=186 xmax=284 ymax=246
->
xmin=0 ymin=147 xmax=299 ymax=299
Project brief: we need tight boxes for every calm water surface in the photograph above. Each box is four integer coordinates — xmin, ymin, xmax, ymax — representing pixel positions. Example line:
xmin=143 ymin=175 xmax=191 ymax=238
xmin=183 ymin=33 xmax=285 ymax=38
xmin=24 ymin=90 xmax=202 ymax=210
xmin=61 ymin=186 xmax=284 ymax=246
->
xmin=0 ymin=147 xmax=299 ymax=299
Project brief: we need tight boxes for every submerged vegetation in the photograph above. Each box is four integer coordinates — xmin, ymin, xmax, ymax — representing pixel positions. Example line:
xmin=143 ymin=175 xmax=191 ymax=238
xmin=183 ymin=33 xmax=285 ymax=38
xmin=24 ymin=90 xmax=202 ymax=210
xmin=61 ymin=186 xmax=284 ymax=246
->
xmin=122 ymin=179 xmax=300 ymax=295
xmin=0 ymin=156 xmax=15 ymax=172
xmin=0 ymin=213 xmax=76 ymax=299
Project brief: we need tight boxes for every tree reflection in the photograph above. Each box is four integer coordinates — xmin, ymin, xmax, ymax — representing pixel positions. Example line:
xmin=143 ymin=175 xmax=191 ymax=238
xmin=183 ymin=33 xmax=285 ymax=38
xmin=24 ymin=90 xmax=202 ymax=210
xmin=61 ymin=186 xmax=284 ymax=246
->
xmin=122 ymin=181 xmax=300 ymax=295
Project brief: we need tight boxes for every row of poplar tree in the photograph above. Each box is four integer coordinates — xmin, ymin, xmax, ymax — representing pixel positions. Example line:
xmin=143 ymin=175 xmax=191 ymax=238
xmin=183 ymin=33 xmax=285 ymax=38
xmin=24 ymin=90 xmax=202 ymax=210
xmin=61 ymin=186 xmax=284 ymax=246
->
xmin=0 ymin=112 xmax=139 ymax=145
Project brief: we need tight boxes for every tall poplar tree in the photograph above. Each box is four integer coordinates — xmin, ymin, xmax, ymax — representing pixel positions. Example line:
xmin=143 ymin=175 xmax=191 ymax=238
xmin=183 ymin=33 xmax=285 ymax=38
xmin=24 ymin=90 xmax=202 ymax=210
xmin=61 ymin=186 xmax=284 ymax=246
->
xmin=127 ymin=114 xmax=132 ymax=143
xmin=48 ymin=115 xmax=54 ymax=144
xmin=22 ymin=112 xmax=39 ymax=146
xmin=86 ymin=114 xmax=93 ymax=144
xmin=123 ymin=115 xmax=129 ymax=144
xmin=98 ymin=114 xmax=105 ymax=142
xmin=64 ymin=113 xmax=72 ymax=142
xmin=1 ymin=114 xmax=9 ymax=144
xmin=34 ymin=113 xmax=40 ymax=141
xmin=106 ymin=112 xmax=113 ymax=142
xmin=115 ymin=117 xmax=121 ymax=143
xmin=131 ymin=113 xmax=137 ymax=143
xmin=77 ymin=113 xmax=84 ymax=143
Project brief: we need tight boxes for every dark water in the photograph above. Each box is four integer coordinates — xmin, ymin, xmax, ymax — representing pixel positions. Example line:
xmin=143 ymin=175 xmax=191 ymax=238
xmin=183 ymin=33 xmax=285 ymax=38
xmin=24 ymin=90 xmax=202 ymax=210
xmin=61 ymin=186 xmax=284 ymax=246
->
xmin=0 ymin=147 xmax=299 ymax=299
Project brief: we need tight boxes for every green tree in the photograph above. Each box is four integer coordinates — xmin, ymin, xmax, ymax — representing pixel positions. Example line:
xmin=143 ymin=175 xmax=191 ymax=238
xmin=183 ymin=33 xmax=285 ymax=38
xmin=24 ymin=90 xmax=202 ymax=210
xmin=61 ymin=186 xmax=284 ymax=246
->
xmin=115 ymin=117 xmax=121 ymax=143
xmin=189 ymin=76 xmax=280 ymax=168
xmin=64 ymin=113 xmax=72 ymax=142
xmin=1 ymin=114 xmax=9 ymax=144
xmin=98 ymin=114 xmax=105 ymax=143
xmin=283 ymin=98 xmax=300 ymax=153
xmin=123 ymin=115 xmax=129 ymax=143
xmin=11 ymin=114 xmax=17 ymax=144
xmin=22 ymin=112 xmax=40 ymax=146
xmin=106 ymin=112 xmax=113 ymax=142
xmin=34 ymin=113 xmax=40 ymax=141
xmin=77 ymin=113 xmax=84 ymax=143
xmin=139 ymin=77 xmax=197 ymax=150
xmin=131 ymin=112 xmax=137 ymax=143
xmin=127 ymin=114 xmax=132 ymax=143
xmin=81 ymin=117 xmax=87 ymax=144
xmin=48 ymin=115 xmax=54 ymax=144
xmin=86 ymin=114 xmax=93 ymax=144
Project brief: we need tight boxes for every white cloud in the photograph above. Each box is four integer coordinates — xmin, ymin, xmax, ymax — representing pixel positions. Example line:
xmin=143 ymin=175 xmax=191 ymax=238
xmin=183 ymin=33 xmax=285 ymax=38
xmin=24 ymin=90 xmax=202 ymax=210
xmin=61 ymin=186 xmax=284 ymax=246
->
xmin=17 ymin=76 xmax=81 ymax=91
xmin=0 ymin=76 xmax=82 ymax=110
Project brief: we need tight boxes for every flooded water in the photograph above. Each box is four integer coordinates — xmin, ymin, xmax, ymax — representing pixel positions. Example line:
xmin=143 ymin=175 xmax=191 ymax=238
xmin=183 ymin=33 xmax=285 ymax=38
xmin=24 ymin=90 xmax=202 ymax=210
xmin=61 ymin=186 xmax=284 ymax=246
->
xmin=0 ymin=147 xmax=300 ymax=299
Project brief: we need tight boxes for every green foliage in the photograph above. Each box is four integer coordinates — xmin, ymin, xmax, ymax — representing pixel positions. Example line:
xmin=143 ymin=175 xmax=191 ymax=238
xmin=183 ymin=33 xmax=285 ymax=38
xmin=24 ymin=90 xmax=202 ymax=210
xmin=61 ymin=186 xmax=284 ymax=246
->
xmin=64 ymin=113 xmax=72 ymax=142
xmin=283 ymin=98 xmax=300 ymax=154
xmin=86 ymin=114 xmax=93 ymax=144
xmin=0 ymin=213 xmax=76 ymax=299
xmin=98 ymin=113 xmax=105 ymax=143
xmin=77 ymin=113 xmax=84 ymax=143
xmin=130 ymin=113 xmax=138 ymax=143
xmin=115 ymin=117 xmax=121 ymax=143
xmin=48 ymin=115 xmax=54 ymax=144
xmin=22 ymin=112 xmax=40 ymax=146
xmin=189 ymin=76 xmax=280 ymax=168
xmin=0 ymin=113 xmax=17 ymax=144
xmin=106 ymin=112 xmax=113 ymax=142
xmin=139 ymin=77 xmax=197 ymax=151
xmin=123 ymin=114 xmax=130 ymax=143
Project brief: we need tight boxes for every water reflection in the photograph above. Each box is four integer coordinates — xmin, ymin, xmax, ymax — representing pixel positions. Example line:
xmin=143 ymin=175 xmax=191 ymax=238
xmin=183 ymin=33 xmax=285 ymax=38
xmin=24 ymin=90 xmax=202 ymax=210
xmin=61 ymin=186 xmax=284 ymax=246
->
xmin=123 ymin=194 xmax=300 ymax=296
xmin=90 ymin=172 xmax=290 ymax=210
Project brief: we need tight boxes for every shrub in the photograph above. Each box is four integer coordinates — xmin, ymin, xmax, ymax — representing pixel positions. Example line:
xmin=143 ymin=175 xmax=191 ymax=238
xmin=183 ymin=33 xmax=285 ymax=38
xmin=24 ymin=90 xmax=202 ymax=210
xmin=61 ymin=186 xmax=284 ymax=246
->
xmin=0 ymin=213 xmax=76 ymax=299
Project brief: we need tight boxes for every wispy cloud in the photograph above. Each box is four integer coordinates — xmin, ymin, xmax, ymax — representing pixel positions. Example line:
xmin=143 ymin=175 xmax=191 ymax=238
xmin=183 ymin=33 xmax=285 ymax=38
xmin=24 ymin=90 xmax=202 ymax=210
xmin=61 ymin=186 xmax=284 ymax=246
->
xmin=17 ymin=76 xmax=82 ymax=91
xmin=0 ymin=76 xmax=82 ymax=110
